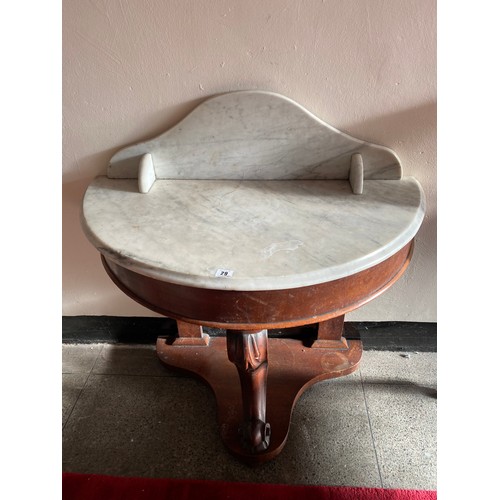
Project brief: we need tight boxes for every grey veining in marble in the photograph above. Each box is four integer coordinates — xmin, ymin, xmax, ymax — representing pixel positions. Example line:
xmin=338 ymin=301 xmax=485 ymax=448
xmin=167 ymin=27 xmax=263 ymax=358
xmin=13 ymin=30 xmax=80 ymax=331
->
xmin=81 ymin=91 xmax=425 ymax=291
xmin=81 ymin=177 xmax=425 ymax=291
xmin=107 ymin=91 xmax=402 ymax=182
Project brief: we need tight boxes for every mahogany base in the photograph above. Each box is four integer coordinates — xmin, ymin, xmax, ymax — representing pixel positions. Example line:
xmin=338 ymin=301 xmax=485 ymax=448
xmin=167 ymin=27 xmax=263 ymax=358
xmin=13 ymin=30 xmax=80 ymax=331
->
xmin=101 ymin=241 xmax=413 ymax=465
xmin=156 ymin=335 xmax=362 ymax=465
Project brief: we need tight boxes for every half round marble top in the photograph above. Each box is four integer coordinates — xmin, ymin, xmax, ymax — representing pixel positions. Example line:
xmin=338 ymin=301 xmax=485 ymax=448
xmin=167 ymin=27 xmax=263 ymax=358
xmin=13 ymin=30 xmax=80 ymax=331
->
xmin=81 ymin=176 xmax=425 ymax=291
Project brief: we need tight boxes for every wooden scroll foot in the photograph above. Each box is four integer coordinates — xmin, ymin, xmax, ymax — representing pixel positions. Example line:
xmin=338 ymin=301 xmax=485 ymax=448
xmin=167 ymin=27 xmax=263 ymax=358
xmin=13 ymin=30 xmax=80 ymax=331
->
xmin=227 ymin=330 xmax=271 ymax=453
xmin=156 ymin=331 xmax=362 ymax=465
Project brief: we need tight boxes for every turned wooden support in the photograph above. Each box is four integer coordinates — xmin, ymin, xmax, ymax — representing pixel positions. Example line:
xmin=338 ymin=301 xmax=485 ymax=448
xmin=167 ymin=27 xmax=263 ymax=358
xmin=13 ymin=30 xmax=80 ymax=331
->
xmin=226 ymin=329 xmax=271 ymax=453
xmin=311 ymin=315 xmax=348 ymax=349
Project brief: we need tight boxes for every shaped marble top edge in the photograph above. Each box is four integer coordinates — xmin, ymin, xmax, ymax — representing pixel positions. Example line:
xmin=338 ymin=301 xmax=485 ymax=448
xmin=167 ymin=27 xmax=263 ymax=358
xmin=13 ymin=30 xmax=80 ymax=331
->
xmin=107 ymin=91 xmax=402 ymax=182
xmin=82 ymin=177 xmax=425 ymax=291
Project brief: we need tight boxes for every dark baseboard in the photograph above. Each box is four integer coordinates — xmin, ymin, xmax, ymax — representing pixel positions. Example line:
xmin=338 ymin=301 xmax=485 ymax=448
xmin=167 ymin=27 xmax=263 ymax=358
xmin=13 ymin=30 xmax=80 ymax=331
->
xmin=62 ymin=316 xmax=436 ymax=352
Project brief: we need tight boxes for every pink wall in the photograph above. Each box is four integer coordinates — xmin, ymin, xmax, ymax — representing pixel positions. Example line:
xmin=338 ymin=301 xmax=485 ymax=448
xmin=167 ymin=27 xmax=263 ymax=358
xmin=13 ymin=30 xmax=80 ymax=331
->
xmin=63 ymin=0 xmax=436 ymax=320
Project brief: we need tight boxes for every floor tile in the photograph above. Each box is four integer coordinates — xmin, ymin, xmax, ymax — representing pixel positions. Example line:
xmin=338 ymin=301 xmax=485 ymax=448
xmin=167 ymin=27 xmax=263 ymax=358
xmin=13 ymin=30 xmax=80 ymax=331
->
xmin=62 ymin=370 xmax=380 ymax=487
xmin=269 ymin=373 xmax=381 ymax=487
xmin=362 ymin=382 xmax=437 ymax=489
xmin=62 ymin=373 xmax=88 ymax=427
xmin=360 ymin=351 xmax=437 ymax=388
xmin=62 ymin=374 xmax=219 ymax=478
xmin=92 ymin=344 xmax=175 ymax=377
xmin=62 ymin=344 xmax=103 ymax=374
xmin=61 ymin=345 xmax=437 ymax=489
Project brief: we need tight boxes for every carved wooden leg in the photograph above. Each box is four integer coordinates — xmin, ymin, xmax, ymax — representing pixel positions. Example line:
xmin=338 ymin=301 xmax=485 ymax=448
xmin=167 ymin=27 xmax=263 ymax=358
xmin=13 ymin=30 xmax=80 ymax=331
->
xmin=173 ymin=319 xmax=210 ymax=346
xmin=226 ymin=329 xmax=271 ymax=453
xmin=311 ymin=314 xmax=348 ymax=349
xmin=156 ymin=331 xmax=362 ymax=464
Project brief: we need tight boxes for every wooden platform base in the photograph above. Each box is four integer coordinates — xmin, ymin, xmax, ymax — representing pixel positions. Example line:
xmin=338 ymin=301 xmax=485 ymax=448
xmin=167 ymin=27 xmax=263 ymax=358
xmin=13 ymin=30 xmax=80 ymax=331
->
xmin=102 ymin=242 xmax=412 ymax=464
xmin=156 ymin=336 xmax=362 ymax=465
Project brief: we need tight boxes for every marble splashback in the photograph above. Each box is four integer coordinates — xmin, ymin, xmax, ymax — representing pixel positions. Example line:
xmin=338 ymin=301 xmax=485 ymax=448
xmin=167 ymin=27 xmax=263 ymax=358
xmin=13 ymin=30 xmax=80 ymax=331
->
xmin=82 ymin=91 xmax=426 ymax=291
xmin=82 ymin=177 xmax=425 ymax=291
xmin=107 ymin=91 xmax=402 ymax=182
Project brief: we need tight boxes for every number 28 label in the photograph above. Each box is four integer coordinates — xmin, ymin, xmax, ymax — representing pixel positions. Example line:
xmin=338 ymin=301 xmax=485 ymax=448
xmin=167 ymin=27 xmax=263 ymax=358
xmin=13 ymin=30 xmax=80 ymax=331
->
xmin=215 ymin=268 xmax=234 ymax=278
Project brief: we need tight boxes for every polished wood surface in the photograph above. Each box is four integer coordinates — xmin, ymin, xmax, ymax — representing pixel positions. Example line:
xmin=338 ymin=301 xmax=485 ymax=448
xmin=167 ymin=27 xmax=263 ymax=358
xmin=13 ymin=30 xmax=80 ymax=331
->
xmin=172 ymin=320 xmax=209 ymax=346
xmin=227 ymin=329 xmax=271 ymax=453
xmin=312 ymin=315 xmax=348 ymax=349
xmin=156 ymin=335 xmax=362 ymax=464
xmin=102 ymin=241 xmax=413 ymax=329
xmin=101 ymin=241 xmax=414 ymax=464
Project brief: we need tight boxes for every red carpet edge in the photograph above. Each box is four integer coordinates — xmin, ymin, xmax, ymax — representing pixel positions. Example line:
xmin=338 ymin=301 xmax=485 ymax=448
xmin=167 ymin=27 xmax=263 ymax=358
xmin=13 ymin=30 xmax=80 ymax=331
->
xmin=63 ymin=472 xmax=437 ymax=500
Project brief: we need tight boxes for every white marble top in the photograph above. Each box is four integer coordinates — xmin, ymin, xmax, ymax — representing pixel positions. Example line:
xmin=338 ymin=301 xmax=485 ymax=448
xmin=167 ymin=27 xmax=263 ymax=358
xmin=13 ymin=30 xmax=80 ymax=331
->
xmin=81 ymin=176 xmax=425 ymax=291
xmin=81 ymin=91 xmax=425 ymax=291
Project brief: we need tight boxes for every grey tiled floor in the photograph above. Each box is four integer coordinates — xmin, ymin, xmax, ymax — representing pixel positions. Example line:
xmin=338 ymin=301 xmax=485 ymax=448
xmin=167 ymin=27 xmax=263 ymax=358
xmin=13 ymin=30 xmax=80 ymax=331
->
xmin=62 ymin=343 xmax=436 ymax=489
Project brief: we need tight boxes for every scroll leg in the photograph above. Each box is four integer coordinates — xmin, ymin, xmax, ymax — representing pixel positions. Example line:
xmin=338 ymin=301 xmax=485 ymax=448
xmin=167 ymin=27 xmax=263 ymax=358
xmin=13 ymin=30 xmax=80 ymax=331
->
xmin=226 ymin=329 xmax=271 ymax=453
